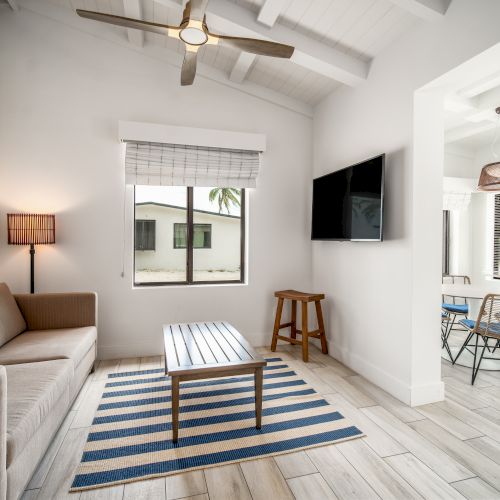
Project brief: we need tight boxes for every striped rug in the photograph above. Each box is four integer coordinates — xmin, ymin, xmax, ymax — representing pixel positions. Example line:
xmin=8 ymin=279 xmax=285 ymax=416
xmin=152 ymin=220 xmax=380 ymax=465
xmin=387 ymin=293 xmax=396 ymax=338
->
xmin=70 ymin=358 xmax=363 ymax=491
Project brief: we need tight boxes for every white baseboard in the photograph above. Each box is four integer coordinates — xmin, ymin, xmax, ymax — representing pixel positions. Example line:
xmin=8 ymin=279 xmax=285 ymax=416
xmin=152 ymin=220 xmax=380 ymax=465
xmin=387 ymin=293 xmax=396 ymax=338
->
xmin=409 ymin=381 xmax=445 ymax=406
xmin=98 ymin=343 xmax=163 ymax=360
xmin=331 ymin=343 xmax=444 ymax=407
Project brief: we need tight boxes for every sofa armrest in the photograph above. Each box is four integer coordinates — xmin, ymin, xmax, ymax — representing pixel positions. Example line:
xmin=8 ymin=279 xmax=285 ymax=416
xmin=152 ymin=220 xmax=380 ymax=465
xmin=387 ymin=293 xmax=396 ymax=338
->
xmin=0 ymin=366 xmax=7 ymax=500
xmin=14 ymin=293 xmax=97 ymax=331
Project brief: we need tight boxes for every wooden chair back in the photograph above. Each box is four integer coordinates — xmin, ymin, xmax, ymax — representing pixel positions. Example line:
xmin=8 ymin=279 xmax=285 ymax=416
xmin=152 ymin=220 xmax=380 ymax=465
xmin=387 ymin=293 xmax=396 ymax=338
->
xmin=472 ymin=294 xmax=500 ymax=340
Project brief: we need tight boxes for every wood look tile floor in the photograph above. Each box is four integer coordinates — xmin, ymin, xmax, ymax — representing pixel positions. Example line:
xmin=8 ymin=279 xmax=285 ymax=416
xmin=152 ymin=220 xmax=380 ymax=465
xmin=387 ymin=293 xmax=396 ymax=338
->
xmin=21 ymin=342 xmax=500 ymax=500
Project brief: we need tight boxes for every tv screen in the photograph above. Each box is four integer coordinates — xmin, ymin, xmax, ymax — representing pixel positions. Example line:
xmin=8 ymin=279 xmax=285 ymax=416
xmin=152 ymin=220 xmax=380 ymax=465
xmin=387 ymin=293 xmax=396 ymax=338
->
xmin=312 ymin=154 xmax=385 ymax=241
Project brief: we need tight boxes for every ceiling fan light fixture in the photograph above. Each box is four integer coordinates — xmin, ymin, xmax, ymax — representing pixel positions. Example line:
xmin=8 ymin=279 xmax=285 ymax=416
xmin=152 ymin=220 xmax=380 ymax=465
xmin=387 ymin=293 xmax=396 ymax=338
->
xmin=179 ymin=20 xmax=208 ymax=46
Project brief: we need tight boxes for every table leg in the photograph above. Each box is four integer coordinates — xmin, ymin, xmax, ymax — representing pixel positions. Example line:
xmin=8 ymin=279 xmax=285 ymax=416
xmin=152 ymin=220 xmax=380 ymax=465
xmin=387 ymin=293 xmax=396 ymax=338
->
xmin=255 ymin=367 xmax=263 ymax=429
xmin=172 ymin=376 xmax=180 ymax=443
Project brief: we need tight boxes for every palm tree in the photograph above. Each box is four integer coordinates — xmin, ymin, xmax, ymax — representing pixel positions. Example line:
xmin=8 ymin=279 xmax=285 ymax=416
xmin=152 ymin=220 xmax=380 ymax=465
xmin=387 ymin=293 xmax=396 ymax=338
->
xmin=209 ymin=188 xmax=241 ymax=214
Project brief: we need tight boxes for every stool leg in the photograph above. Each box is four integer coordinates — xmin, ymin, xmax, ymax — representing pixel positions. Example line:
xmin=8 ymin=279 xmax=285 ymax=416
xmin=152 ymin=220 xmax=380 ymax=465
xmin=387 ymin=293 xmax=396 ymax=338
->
xmin=315 ymin=300 xmax=328 ymax=354
xmin=291 ymin=300 xmax=297 ymax=339
xmin=271 ymin=298 xmax=284 ymax=351
xmin=302 ymin=301 xmax=309 ymax=362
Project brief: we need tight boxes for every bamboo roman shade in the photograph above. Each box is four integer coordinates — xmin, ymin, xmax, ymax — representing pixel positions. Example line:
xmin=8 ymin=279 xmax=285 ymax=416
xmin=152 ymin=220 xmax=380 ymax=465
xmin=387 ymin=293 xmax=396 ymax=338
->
xmin=124 ymin=141 xmax=261 ymax=188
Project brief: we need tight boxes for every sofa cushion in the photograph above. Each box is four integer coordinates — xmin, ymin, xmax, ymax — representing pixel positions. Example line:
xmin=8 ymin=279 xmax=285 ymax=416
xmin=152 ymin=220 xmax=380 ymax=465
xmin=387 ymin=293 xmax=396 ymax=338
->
xmin=0 ymin=283 xmax=26 ymax=348
xmin=5 ymin=359 xmax=73 ymax=465
xmin=0 ymin=326 xmax=97 ymax=368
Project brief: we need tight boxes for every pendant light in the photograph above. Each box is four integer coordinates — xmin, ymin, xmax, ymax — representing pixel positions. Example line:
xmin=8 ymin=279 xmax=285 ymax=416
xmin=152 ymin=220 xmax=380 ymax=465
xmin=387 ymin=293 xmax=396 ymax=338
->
xmin=478 ymin=107 xmax=500 ymax=191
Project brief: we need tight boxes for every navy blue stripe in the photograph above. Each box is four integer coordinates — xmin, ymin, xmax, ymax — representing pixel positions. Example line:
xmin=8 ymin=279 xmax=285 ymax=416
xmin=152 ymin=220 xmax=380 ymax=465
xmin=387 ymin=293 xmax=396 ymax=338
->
xmin=105 ymin=364 xmax=289 ymax=388
xmin=106 ymin=358 xmax=283 ymax=380
xmin=92 ymin=389 xmax=316 ymax=425
xmin=103 ymin=370 xmax=297 ymax=398
xmin=108 ymin=368 xmax=163 ymax=378
xmin=88 ymin=399 xmax=330 ymax=442
xmin=72 ymin=427 xmax=362 ymax=488
xmin=98 ymin=379 xmax=306 ymax=411
xmin=83 ymin=411 xmax=344 ymax=462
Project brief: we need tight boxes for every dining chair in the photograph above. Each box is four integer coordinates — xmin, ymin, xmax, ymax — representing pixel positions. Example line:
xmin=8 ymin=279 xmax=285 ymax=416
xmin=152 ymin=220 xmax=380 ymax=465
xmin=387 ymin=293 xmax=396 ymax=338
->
xmin=441 ymin=275 xmax=471 ymax=356
xmin=454 ymin=294 xmax=500 ymax=384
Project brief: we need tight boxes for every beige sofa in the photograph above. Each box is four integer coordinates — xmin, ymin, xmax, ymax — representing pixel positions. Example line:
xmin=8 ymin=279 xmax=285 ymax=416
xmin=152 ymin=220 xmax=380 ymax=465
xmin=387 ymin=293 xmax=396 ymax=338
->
xmin=0 ymin=283 xmax=97 ymax=500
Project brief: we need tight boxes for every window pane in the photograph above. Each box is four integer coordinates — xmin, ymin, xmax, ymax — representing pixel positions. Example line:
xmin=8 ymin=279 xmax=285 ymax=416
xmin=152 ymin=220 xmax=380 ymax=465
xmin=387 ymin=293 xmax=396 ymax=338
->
xmin=174 ymin=223 xmax=187 ymax=249
xmin=135 ymin=186 xmax=187 ymax=283
xmin=193 ymin=187 xmax=242 ymax=282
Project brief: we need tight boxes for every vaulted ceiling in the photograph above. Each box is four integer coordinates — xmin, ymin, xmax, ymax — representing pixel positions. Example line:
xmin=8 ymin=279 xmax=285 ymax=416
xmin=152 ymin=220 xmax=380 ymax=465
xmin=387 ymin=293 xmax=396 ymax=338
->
xmin=4 ymin=0 xmax=453 ymax=115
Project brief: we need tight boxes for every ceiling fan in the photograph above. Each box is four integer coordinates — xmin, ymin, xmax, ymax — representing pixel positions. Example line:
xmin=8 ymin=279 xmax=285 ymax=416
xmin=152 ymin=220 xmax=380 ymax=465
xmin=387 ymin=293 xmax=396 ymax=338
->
xmin=76 ymin=0 xmax=295 ymax=86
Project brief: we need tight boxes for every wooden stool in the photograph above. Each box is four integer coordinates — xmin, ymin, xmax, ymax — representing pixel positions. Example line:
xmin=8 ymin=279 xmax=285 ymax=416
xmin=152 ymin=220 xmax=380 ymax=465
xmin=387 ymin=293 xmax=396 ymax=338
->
xmin=271 ymin=289 xmax=328 ymax=362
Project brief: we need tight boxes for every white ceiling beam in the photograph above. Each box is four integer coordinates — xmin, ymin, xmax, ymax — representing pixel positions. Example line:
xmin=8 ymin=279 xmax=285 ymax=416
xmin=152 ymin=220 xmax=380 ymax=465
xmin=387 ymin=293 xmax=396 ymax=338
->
xmin=156 ymin=0 xmax=369 ymax=86
xmin=257 ymin=0 xmax=287 ymax=27
xmin=229 ymin=52 xmax=256 ymax=83
xmin=123 ymin=0 xmax=144 ymax=47
xmin=387 ymin=0 xmax=451 ymax=21
xmin=445 ymin=122 xmax=496 ymax=144
xmin=458 ymin=70 xmax=500 ymax=98
xmin=229 ymin=0 xmax=285 ymax=84
xmin=5 ymin=0 xmax=19 ymax=11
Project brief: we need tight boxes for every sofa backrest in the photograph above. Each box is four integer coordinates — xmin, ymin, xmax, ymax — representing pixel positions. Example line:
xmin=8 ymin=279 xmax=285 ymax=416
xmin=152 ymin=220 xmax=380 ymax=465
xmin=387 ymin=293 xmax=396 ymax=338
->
xmin=0 ymin=283 xmax=27 ymax=348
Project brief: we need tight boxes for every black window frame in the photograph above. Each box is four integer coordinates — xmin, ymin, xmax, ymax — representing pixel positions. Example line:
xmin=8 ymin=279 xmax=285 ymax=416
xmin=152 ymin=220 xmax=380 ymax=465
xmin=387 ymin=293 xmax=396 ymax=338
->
xmin=173 ymin=223 xmax=212 ymax=249
xmin=134 ymin=187 xmax=245 ymax=286
xmin=135 ymin=219 xmax=156 ymax=251
xmin=442 ymin=210 xmax=450 ymax=275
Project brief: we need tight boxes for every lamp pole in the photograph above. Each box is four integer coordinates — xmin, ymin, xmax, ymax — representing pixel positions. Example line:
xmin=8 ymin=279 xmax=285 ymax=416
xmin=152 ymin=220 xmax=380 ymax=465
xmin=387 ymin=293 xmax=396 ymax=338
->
xmin=29 ymin=244 xmax=35 ymax=294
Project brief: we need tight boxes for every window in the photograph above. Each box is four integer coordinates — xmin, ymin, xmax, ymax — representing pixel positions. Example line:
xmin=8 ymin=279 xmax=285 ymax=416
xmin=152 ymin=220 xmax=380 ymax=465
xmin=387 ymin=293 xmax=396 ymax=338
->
xmin=493 ymin=195 xmax=500 ymax=278
xmin=134 ymin=186 xmax=244 ymax=285
xmin=442 ymin=210 xmax=450 ymax=275
xmin=174 ymin=224 xmax=212 ymax=249
xmin=135 ymin=220 xmax=156 ymax=251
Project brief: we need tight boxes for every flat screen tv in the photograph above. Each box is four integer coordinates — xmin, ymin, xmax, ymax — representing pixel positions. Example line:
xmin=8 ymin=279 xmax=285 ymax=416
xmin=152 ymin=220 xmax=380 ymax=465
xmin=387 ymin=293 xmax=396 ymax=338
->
xmin=312 ymin=154 xmax=385 ymax=241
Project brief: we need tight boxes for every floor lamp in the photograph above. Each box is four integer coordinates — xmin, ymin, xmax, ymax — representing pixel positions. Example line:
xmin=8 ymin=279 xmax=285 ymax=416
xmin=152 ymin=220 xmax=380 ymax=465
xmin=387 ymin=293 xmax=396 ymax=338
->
xmin=7 ymin=213 xmax=56 ymax=294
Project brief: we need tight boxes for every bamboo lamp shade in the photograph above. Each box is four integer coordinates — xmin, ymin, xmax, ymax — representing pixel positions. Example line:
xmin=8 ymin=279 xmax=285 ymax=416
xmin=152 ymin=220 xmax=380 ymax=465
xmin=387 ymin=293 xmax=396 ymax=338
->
xmin=477 ymin=162 xmax=500 ymax=191
xmin=7 ymin=214 xmax=55 ymax=245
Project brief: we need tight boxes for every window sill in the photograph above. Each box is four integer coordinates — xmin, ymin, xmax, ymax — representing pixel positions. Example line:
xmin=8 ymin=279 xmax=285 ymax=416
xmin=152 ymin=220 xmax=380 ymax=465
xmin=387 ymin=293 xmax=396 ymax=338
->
xmin=132 ymin=282 xmax=248 ymax=290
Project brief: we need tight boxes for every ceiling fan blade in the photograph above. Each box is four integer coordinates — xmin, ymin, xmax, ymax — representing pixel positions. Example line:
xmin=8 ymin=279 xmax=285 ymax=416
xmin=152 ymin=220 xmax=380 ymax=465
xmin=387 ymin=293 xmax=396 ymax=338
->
xmin=188 ymin=0 xmax=209 ymax=22
xmin=76 ymin=9 xmax=178 ymax=37
xmin=213 ymin=35 xmax=294 ymax=58
xmin=181 ymin=49 xmax=198 ymax=86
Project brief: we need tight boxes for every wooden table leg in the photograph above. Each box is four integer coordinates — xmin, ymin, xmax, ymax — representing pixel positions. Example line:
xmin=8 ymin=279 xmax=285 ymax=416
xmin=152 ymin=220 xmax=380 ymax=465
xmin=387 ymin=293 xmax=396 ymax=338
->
xmin=255 ymin=367 xmax=263 ymax=429
xmin=291 ymin=300 xmax=297 ymax=339
xmin=172 ymin=376 xmax=180 ymax=443
xmin=315 ymin=300 xmax=328 ymax=354
xmin=271 ymin=298 xmax=284 ymax=351
xmin=302 ymin=301 xmax=309 ymax=362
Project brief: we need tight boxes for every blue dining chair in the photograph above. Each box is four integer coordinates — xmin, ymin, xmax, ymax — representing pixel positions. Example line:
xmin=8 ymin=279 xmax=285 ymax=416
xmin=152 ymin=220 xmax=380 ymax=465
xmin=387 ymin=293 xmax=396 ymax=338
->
xmin=453 ymin=294 xmax=500 ymax=384
xmin=442 ymin=275 xmax=470 ymax=355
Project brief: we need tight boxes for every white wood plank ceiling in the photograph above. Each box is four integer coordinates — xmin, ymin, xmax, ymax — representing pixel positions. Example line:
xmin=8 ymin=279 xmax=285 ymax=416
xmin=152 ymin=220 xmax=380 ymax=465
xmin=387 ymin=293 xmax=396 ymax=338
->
xmin=20 ymin=0 xmax=452 ymax=113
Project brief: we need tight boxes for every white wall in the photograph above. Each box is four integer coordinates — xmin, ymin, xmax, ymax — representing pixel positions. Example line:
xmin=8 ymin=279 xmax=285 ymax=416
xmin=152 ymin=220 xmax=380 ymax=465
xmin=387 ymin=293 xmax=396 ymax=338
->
xmin=0 ymin=5 xmax=313 ymax=357
xmin=312 ymin=0 xmax=500 ymax=405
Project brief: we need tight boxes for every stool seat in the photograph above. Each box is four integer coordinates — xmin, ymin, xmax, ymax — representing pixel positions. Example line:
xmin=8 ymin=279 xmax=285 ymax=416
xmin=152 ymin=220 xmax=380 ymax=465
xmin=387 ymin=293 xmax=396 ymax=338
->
xmin=271 ymin=289 xmax=328 ymax=362
xmin=275 ymin=290 xmax=325 ymax=302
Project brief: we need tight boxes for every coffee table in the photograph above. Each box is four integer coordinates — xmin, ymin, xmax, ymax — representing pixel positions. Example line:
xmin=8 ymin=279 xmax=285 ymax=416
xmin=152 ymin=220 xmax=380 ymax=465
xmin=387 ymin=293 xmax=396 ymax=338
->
xmin=163 ymin=321 xmax=267 ymax=442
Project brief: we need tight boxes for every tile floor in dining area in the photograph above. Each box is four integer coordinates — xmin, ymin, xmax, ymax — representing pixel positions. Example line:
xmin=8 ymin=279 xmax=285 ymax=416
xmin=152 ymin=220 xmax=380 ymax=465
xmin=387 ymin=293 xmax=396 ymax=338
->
xmin=21 ymin=343 xmax=500 ymax=500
